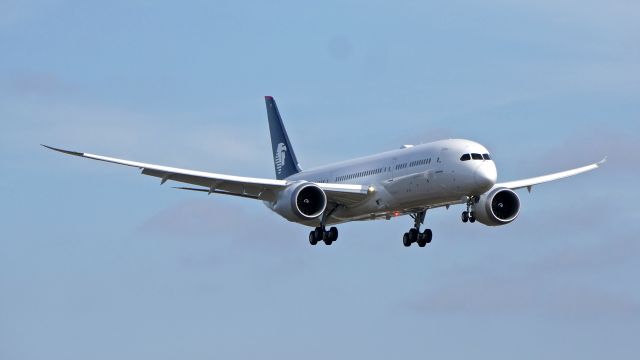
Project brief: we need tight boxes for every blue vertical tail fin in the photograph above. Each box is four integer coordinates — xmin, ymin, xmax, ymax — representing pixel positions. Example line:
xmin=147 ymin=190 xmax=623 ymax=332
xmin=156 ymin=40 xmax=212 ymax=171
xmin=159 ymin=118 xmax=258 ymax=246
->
xmin=265 ymin=96 xmax=301 ymax=180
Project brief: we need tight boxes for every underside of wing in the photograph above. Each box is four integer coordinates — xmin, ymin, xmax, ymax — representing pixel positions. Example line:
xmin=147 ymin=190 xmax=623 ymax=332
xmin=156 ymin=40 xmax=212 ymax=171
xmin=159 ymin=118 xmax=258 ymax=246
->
xmin=496 ymin=157 xmax=606 ymax=191
xmin=42 ymin=145 xmax=287 ymax=201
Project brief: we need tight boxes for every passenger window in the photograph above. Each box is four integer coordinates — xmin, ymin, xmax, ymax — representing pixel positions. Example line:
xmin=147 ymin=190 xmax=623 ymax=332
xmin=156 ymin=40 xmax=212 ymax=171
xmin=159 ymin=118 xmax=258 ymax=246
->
xmin=483 ymin=153 xmax=491 ymax=160
xmin=471 ymin=153 xmax=482 ymax=160
xmin=460 ymin=154 xmax=471 ymax=161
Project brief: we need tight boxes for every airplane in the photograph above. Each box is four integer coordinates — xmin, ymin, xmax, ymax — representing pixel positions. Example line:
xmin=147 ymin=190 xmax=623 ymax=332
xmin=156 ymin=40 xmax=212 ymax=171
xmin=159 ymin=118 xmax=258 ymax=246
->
xmin=43 ymin=96 xmax=606 ymax=247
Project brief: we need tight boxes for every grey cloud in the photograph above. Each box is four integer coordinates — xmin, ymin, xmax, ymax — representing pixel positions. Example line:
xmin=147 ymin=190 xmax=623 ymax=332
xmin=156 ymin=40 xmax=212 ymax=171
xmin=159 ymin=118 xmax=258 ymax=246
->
xmin=412 ymin=275 xmax=640 ymax=321
xmin=134 ymin=196 xmax=320 ymax=281
xmin=3 ymin=72 xmax=74 ymax=97
xmin=521 ymin=130 xmax=637 ymax=178
xmin=136 ymin=198 xmax=248 ymax=240
xmin=136 ymin=197 xmax=305 ymax=253
xmin=409 ymin=227 xmax=640 ymax=320
xmin=535 ymin=235 xmax=639 ymax=274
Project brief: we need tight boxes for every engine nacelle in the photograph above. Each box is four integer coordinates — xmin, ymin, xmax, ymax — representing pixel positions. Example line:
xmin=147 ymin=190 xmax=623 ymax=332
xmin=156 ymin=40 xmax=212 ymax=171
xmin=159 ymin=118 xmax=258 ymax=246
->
xmin=271 ymin=182 xmax=327 ymax=222
xmin=474 ymin=187 xmax=520 ymax=226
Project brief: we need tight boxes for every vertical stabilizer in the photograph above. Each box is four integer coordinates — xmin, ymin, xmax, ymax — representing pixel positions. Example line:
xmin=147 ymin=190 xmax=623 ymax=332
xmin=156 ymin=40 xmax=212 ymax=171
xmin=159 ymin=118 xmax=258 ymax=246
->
xmin=265 ymin=96 xmax=301 ymax=180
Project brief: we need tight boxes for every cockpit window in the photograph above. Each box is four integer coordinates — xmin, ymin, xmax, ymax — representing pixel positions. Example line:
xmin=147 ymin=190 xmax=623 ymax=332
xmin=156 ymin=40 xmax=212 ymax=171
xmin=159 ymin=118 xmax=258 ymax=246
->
xmin=483 ymin=153 xmax=491 ymax=160
xmin=471 ymin=153 xmax=483 ymax=160
xmin=460 ymin=154 xmax=471 ymax=161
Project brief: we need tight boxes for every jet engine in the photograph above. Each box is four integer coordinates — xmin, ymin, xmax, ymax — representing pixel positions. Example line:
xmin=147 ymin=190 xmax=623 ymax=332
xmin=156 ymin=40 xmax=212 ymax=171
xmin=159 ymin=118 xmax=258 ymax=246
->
xmin=271 ymin=182 xmax=327 ymax=222
xmin=474 ymin=187 xmax=520 ymax=226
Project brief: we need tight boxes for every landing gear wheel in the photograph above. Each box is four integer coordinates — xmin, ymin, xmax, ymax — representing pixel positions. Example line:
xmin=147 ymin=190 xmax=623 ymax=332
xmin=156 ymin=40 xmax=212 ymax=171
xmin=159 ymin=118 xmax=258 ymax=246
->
xmin=461 ymin=211 xmax=469 ymax=223
xmin=310 ymin=224 xmax=339 ymax=246
xmin=417 ymin=234 xmax=427 ymax=247
xmin=328 ymin=227 xmax=338 ymax=242
xmin=469 ymin=212 xmax=476 ymax=223
xmin=404 ymin=210 xmax=432 ymax=248
xmin=408 ymin=228 xmax=419 ymax=243
xmin=402 ymin=233 xmax=411 ymax=247
xmin=423 ymin=229 xmax=432 ymax=244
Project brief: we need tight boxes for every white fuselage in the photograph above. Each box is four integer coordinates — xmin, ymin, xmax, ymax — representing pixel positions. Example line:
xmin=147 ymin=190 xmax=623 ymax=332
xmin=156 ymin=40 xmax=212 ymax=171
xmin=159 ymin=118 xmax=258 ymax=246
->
xmin=271 ymin=139 xmax=498 ymax=225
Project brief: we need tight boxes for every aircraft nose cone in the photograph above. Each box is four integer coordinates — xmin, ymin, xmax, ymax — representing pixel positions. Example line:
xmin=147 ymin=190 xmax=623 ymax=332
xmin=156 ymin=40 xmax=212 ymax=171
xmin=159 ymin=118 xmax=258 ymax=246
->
xmin=474 ymin=162 xmax=497 ymax=191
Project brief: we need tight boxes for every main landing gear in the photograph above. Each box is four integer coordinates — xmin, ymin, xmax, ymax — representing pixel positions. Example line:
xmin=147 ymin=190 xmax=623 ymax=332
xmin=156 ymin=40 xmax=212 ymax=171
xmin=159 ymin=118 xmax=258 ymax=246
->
xmin=309 ymin=205 xmax=340 ymax=246
xmin=402 ymin=210 xmax=432 ymax=247
xmin=309 ymin=226 xmax=338 ymax=245
xmin=461 ymin=196 xmax=478 ymax=223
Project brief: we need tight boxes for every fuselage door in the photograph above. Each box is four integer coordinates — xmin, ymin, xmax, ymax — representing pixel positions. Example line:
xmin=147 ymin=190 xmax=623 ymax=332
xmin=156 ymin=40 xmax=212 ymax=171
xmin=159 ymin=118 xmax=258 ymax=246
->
xmin=436 ymin=148 xmax=446 ymax=172
xmin=391 ymin=157 xmax=397 ymax=180
xmin=435 ymin=147 xmax=450 ymax=189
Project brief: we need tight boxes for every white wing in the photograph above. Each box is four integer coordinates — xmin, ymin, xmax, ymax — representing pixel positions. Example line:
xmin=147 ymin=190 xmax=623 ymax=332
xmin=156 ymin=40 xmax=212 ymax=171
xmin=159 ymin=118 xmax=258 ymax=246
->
xmin=495 ymin=157 xmax=606 ymax=191
xmin=43 ymin=145 xmax=370 ymax=204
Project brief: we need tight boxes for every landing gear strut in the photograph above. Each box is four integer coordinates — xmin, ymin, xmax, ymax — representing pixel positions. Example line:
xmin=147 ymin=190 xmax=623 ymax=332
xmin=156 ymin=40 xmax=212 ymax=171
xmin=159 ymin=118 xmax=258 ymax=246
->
xmin=402 ymin=210 xmax=433 ymax=247
xmin=462 ymin=196 xmax=477 ymax=223
xmin=309 ymin=205 xmax=340 ymax=246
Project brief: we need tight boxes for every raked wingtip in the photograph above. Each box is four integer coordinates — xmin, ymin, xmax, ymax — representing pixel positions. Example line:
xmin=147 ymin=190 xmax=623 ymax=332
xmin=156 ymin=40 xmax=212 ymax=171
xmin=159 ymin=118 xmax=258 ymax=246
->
xmin=597 ymin=156 xmax=607 ymax=166
xmin=41 ymin=144 xmax=84 ymax=157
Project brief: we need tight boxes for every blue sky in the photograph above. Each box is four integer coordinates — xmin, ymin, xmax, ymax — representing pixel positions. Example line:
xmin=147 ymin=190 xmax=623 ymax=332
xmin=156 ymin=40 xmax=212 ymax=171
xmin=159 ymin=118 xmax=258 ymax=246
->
xmin=1 ymin=1 xmax=639 ymax=359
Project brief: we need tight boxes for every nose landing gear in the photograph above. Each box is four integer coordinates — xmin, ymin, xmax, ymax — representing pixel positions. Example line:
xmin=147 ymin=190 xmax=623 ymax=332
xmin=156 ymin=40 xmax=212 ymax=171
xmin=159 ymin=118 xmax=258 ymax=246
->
xmin=402 ymin=210 xmax=433 ymax=247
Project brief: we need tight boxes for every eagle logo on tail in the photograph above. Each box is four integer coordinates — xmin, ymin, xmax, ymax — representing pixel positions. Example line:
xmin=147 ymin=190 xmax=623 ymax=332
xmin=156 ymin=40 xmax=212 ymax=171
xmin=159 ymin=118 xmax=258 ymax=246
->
xmin=275 ymin=142 xmax=287 ymax=175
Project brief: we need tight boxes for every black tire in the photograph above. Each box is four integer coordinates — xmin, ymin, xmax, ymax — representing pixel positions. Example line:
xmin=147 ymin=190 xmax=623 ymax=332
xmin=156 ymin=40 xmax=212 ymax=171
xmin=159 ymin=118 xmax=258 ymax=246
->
xmin=314 ymin=227 xmax=324 ymax=240
xmin=424 ymin=229 xmax=433 ymax=243
xmin=402 ymin=233 xmax=411 ymax=247
xmin=409 ymin=228 xmax=419 ymax=242
xmin=469 ymin=212 xmax=476 ymax=223
xmin=309 ymin=231 xmax=317 ymax=245
xmin=461 ymin=211 xmax=469 ymax=223
xmin=323 ymin=237 xmax=333 ymax=245
xmin=329 ymin=227 xmax=338 ymax=241
xmin=417 ymin=234 xmax=427 ymax=247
